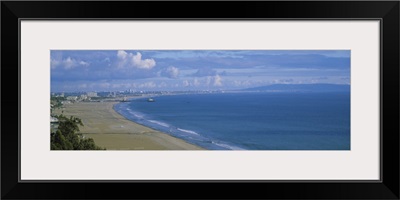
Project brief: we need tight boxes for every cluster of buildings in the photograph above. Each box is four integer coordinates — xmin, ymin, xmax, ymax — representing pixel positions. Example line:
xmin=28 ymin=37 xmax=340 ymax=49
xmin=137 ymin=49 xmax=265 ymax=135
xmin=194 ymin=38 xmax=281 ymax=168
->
xmin=58 ymin=92 xmax=98 ymax=104
xmin=107 ymin=91 xmax=117 ymax=98
xmin=51 ymin=92 xmax=65 ymax=97
xmin=51 ymin=92 xmax=99 ymax=132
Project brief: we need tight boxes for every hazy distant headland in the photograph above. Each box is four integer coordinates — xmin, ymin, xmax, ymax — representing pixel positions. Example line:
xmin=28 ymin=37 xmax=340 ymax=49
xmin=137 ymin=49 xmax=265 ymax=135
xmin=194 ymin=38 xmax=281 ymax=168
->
xmin=243 ymin=83 xmax=350 ymax=93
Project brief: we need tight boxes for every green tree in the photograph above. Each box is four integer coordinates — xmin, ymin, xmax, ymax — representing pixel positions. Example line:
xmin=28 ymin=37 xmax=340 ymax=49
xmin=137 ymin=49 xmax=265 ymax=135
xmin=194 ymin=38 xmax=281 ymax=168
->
xmin=51 ymin=115 xmax=105 ymax=150
xmin=51 ymin=130 xmax=73 ymax=150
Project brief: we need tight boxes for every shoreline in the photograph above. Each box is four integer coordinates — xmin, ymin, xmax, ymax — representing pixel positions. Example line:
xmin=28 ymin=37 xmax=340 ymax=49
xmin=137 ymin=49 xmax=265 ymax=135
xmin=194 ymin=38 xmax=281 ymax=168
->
xmin=52 ymin=101 xmax=205 ymax=150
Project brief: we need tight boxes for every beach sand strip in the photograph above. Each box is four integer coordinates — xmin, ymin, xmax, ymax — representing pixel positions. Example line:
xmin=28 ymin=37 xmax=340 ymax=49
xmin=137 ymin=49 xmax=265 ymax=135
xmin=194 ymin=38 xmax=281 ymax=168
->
xmin=53 ymin=101 xmax=204 ymax=150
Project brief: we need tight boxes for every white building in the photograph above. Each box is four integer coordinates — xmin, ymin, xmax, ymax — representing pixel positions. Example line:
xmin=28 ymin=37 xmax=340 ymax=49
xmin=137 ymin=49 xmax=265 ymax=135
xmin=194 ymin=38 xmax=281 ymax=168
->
xmin=80 ymin=94 xmax=89 ymax=101
xmin=86 ymin=92 xmax=98 ymax=97
xmin=66 ymin=96 xmax=78 ymax=101
xmin=108 ymin=91 xmax=117 ymax=97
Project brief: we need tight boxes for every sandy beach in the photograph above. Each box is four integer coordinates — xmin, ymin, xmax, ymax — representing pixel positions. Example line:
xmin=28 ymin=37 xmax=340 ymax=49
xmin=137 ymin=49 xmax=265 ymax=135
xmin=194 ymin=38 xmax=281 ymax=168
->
xmin=53 ymin=101 xmax=204 ymax=150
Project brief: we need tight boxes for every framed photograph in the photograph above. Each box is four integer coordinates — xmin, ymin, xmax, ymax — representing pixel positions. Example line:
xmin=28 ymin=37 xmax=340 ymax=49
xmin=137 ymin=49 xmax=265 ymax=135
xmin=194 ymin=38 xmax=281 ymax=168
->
xmin=2 ymin=1 xmax=399 ymax=199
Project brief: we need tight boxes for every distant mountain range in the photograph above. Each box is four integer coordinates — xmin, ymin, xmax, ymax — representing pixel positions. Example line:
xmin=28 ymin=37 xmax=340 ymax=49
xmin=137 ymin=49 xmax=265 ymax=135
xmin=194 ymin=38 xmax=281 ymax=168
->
xmin=243 ymin=84 xmax=350 ymax=92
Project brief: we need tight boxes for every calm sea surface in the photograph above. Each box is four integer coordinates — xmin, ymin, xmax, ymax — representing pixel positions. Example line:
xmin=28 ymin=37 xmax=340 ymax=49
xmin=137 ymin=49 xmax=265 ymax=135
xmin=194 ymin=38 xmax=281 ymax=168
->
xmin=114 ymin=92 xmax=350 ymax=150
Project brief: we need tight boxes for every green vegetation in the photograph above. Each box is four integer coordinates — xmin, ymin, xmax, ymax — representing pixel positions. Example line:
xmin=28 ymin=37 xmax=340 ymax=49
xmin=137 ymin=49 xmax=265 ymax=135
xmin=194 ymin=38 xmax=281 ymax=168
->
xmin=51 ymin=115 xmax=105 ymax=150
xmin=51 ymin=97 xmax=65 ymax=107
xmin=88 ymin=96 xmax=104 ymax=100
xmin=51 ymin=97 xmax=65 ymax=114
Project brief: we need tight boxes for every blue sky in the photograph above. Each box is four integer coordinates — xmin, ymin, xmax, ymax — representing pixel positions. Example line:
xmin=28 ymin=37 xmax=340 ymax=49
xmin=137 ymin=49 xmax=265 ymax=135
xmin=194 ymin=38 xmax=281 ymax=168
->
xmin=51 ymin=50 xmax=350 ymax=92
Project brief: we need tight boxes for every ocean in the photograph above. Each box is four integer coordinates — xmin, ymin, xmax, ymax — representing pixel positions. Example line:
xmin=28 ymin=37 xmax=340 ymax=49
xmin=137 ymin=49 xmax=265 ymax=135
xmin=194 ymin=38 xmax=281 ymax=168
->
xmin=114 ymin=92 xmax=350 ymax=150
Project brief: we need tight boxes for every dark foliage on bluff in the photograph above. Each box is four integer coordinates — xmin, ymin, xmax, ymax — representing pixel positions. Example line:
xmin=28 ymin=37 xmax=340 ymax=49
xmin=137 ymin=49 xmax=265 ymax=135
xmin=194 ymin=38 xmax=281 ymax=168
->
xmin=51 ymin=115 xmax=105 ymax=150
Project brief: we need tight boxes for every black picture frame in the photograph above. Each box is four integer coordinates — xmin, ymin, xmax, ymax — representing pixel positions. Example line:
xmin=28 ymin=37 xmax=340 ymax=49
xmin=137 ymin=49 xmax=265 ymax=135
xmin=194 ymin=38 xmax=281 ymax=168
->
xmin=2 ymin=1 xmax=399 ymax=199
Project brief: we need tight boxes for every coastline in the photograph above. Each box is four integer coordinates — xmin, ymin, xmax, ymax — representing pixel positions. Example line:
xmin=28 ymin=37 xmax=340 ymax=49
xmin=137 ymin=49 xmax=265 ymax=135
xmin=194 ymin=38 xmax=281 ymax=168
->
xmin=52 ymin=101 xmax=204 ymax=150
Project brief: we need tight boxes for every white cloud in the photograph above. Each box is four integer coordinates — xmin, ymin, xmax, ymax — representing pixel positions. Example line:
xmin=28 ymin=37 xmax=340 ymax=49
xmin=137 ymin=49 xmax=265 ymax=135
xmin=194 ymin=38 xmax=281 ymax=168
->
xmin=117 ymin=50 xmax=128 ymax=59
xmin=193 ymin=78 xmax=200 ymax=86
xmin=132 ymin=52 xmax=156 ymax=69
xmin=204 ymin=75 xmax=222 ymax=87
xmin=206 ymin=76 xmax=212 ymax=86
xmin=51 ymin=57 xmax=90 ymax=69
xmin=64 ymin=57 xmax=76 ymax=69
xmin=79 ymin=61 xmax=90 ymax=67
xmin=183 ymin=80 xmax=190 ymax=87
xmin=117 ymin=50 xmax=156 ymax=69
xmin=117 ymin=50 xmax=128 ymax=68
xmin=51 ymin=59 xmax=60 ymax=69
xmin=213 ymin=75 xmax=223 ymax=86
xmin=162 ymin=66 xmax=180 ymax=79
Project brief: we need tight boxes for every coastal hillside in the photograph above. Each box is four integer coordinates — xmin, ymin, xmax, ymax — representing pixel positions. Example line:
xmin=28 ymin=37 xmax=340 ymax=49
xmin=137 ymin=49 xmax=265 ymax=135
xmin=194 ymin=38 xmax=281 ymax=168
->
xmin=243 ymin=83 xmax=350 ymax=92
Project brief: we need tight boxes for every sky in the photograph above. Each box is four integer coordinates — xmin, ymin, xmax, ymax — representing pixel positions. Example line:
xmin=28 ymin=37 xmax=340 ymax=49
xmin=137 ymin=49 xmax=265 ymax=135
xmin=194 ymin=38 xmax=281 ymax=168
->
xmin=51 ymin=50 xmax=350 ymax=92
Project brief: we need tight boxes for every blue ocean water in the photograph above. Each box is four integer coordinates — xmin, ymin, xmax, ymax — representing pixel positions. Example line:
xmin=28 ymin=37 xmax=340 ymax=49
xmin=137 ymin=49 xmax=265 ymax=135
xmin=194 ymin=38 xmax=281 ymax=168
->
xmin=114 ymin=92 xmax=350 ymax=150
